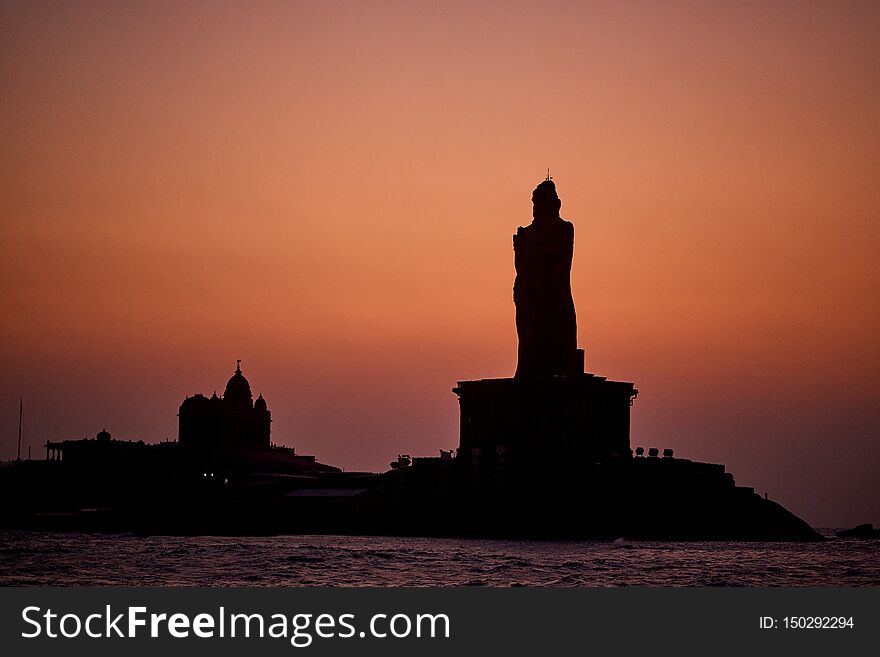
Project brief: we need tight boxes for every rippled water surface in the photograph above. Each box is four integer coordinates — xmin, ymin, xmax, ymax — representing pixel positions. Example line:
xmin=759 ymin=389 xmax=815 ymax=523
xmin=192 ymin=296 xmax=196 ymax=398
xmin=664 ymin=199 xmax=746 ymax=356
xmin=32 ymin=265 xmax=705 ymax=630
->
xmin=1 ymin=530 xmax=877 ymax=586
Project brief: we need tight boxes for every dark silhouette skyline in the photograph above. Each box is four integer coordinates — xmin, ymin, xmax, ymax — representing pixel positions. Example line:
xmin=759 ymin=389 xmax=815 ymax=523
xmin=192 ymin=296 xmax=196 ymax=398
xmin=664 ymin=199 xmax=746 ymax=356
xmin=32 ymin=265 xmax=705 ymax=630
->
xmin=0 ymin=177 xmax=825 ymax=541
xmin=2 ymin=2 xmax=878 ymax=531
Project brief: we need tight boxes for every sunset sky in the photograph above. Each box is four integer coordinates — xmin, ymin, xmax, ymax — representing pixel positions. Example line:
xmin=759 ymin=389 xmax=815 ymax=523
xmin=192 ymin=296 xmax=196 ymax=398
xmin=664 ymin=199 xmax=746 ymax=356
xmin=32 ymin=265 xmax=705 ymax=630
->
xmin=1 ymin=1 xmax=878 ymax=527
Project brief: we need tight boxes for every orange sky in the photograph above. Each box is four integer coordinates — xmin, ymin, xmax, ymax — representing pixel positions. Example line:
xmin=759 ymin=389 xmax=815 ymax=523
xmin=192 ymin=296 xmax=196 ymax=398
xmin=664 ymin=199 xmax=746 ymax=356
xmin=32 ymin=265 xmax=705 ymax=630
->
xmin=1 ymin=1 xmax=878 ymax=527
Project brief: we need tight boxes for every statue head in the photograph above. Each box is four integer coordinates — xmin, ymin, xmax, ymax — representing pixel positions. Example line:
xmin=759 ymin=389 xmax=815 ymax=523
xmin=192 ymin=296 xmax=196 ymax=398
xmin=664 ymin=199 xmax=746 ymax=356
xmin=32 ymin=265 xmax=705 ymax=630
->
xmin=532 ymin=179 xmax=561 ymax=222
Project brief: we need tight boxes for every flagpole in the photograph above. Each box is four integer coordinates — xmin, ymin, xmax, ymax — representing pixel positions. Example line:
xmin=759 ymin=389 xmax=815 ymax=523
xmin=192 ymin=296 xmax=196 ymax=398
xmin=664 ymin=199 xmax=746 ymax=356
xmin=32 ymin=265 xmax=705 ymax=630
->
xmin=17 ymin=397 xmax=22 ymax=461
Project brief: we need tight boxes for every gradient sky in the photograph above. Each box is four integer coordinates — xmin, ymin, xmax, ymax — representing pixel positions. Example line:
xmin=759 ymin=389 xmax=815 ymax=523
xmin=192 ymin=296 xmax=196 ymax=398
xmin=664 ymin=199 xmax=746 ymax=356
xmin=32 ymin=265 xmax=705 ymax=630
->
xmin=1 ymin=1 xmax=878 ymax=527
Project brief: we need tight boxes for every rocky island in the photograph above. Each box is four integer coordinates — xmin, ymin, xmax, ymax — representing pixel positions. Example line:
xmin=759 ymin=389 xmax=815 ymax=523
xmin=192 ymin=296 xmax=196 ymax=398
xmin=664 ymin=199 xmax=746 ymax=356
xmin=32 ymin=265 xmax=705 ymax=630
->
xmin=0 ymin=178 xmax=822 ymax=541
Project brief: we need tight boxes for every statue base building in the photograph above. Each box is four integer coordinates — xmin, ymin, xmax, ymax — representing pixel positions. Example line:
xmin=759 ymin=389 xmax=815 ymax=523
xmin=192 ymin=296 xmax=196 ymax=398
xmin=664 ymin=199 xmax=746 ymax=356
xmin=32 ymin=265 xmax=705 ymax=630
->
xmin=454 ymin=372 xmax=638 ymax=496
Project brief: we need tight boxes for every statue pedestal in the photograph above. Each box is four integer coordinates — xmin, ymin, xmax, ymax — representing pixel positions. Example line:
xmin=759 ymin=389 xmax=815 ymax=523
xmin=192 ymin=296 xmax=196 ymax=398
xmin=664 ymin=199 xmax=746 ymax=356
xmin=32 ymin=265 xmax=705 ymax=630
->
xmin=453 ymin=373 xmax=637 ymax=497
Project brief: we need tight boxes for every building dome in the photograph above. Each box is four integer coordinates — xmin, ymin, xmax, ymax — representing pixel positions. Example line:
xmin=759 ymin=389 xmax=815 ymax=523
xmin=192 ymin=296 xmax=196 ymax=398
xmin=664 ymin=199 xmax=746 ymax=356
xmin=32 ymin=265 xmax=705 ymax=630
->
xmin=254 ymin=393 xmax=267 ymax=411
xmin=180 ymin=393 xmax=210 ymax=412
xmin=223 ymin=360 xmax=253 ymax=409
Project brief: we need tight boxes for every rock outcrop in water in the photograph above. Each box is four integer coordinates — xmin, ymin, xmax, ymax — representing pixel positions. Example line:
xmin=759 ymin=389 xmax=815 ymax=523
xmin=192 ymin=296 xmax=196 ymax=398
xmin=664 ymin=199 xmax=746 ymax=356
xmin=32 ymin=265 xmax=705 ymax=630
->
xmin=835 ymin=523 xmax=879 ymax=539
xmin=431 ymin=177 xmax=821 ymax=541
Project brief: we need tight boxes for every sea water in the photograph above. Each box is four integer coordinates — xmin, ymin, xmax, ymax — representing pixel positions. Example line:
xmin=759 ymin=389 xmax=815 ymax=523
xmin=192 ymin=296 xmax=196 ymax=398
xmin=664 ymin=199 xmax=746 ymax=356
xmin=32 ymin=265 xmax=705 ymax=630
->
xmin=1 ymin=530 xmax=877 ymax=586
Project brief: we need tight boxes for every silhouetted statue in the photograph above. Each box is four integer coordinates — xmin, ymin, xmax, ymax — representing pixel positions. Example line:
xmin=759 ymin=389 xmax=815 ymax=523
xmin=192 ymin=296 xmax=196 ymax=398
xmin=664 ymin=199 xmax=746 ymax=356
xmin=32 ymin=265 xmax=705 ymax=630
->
xmin=514 ymin=179 xmax=582 ymax=377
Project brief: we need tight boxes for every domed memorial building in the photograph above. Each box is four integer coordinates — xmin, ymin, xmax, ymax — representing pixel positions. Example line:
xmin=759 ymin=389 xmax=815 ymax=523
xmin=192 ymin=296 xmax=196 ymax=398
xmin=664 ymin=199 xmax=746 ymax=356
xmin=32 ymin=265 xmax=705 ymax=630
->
xmin=178 ymin=361 xmax=272 ymax=451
